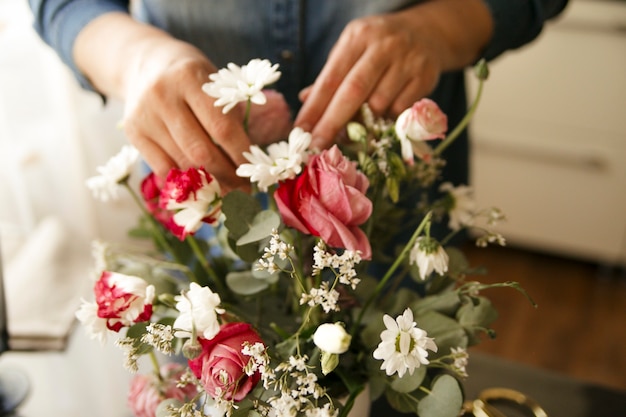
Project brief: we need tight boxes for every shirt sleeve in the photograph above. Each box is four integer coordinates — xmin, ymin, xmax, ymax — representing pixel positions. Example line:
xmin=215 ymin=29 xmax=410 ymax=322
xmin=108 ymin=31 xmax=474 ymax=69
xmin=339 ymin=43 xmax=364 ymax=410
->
xmin=480 ymin=0 xmax=569 ymax=61
xmin=28 ymin=0 xmax=130 ymax=91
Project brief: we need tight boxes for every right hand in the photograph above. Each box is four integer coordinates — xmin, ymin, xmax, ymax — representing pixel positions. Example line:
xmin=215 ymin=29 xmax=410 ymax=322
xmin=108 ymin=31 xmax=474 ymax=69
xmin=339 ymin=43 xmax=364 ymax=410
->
xmin=121 ymin=38 xmax=251 ymax=191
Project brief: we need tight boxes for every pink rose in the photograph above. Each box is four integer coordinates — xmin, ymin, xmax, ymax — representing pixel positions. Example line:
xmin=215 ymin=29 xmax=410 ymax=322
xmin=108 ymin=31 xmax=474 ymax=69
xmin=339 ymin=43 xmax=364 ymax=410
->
xmin=274 ymin=145 xmax=372 ymax=259
xmin=94 ymin=271 xmax=154 ymax=332
xmin=141 ymin=173 xmax=186 ymax=239
xmin=158 ymin=167 xmax=222 ymax=240
xmin=395 ymin=98 xmax=447 ymax=164
xmin=188 ymin=322 xmax=264 ymax=402
xmin=128 ymin=363 xmax=197 ymax=417
xmin=246 ymin=90 xmax=293 ymax=146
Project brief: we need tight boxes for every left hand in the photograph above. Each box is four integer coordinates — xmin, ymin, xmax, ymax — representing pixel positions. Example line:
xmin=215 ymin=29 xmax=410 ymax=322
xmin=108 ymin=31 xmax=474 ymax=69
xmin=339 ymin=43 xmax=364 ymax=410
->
xmin=295 ymin=0 xmax=493 ymax=150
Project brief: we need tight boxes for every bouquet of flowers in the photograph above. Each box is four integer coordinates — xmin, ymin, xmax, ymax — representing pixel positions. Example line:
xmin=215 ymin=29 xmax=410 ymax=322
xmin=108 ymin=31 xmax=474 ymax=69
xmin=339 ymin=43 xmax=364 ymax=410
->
xmin=79 ymin=58 xmax=527 ymax=417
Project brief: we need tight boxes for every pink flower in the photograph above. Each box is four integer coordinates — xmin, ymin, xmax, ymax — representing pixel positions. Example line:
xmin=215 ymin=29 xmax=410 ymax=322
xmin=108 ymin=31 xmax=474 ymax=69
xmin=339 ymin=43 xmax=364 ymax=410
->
xmin=274 ymin=145 xmax=372 ymax=259
xmin=395 ymin=98 xmax=447 ymax=164
xmin=246 ymin=90 xmax=293 ymax=146
xmin=188 ymin=322 xmax=264 ymax=402
xmin=141 ymin=173 xmax=185 ymax=239
xmin=158 ymin=167 xmax=222 ymax=240
xmin=128 ymin=363 xmax=197 ymax=417
xmin=94 ymin=271 xmax=155 ymax=332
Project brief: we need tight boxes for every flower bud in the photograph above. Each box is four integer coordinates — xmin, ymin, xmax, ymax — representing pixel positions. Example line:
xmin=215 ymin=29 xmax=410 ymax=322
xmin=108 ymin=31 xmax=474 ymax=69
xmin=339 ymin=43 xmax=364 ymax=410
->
xmin=347 ymin=122 xmax=367 ymax=143
xmin=474 ymin=59 xmax=489 ymax=81
xmin=320 ymin=351 xmax=339 ymax=375
xmin=182 ymin=338 xmax=203 ymax=359
xmin=313 ymin=323 xmax=351 ymax=354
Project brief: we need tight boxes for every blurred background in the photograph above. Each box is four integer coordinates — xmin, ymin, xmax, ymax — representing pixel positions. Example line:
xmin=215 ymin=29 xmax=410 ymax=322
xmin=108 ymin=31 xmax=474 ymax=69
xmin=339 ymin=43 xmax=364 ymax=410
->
xmin=0 ymin=0 xmax=624 ymax=415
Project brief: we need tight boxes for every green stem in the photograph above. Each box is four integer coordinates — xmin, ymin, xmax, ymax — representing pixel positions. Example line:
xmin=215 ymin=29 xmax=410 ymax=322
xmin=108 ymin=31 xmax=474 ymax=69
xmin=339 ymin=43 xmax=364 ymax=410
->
xmin=123 ymin=182 xmax=182 ymax=264
xmin=433 ymin=72 xmax=485 ymax=156
xmin=185 ymin=235 xmax=227 ymax=294
xmin=243 ymin=99 xmax=252 ymax=133
xmin=351 ymin=212 xmax=432 ymax=335
xmin=148 ymin=351 xmax=163 ymax=382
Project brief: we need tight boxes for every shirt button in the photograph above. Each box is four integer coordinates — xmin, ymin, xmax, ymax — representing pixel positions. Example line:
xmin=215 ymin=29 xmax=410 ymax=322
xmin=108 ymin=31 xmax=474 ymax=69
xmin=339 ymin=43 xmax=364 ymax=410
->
xmin=280 ymin=50 xmax=294 ymax=61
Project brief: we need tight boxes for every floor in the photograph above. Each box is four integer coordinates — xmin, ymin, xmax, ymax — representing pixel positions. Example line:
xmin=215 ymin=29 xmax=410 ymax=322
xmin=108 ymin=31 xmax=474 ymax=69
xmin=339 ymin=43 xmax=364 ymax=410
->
xmin=461 ymin=243 xmax=626 ymax=392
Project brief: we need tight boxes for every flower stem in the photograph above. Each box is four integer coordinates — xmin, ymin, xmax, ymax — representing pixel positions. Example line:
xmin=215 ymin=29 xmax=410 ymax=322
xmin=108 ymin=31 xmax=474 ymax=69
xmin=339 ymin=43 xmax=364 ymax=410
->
xmin=122 ymin=182 xmax=182 ymax=264
xmin=433 ymin=67 xmax=486 ymax=156
xmin=185 ymin=236 xmax=227 ymax=294
xmin=351 ymin=212 xmax=432 ymax=335
xmin=148 ymin=351 xmax=163 ymax=382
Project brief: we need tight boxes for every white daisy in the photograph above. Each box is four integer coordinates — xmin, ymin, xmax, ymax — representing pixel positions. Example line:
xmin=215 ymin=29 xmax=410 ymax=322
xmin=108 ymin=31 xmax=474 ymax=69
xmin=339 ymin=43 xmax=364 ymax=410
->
xmin=409 ymin=237 xmax=449 ymax=280
xmin=173 ymin=282 xmax=224 ymax=340
xmin=372 ymin=308 xmax=437 ymax=378
xmin=202 ymin=58 xmax=281 ymax=113
xmin=236 ymin=127 xmax=311 ymax=191
xmin=85 ymin=145 xmax=139 ymax=202
xmin=439 ymin=182 xmax=475 ymax=230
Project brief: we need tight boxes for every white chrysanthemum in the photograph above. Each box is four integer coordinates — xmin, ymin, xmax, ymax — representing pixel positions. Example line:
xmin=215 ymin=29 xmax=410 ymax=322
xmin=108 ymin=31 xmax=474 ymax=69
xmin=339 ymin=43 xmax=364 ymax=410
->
xmin=409 ymin=237 xmax=449 ymax=280
xmin=202 ymin=58 xmax=281 ymax=113
xmin=85 ymin=145 xmax=139 ymax=202
xmin=236 ymin=127 xmax=311 ymax=191
xmin=173 ymin=282 xmax=224 ymax=340
xmin=372 ymin=308 xmax=437 ymax=378
xmin=313 ymin=323 xmax=352 ymax=354
xmin=439 ymin=182 xmax=475 ymax=230
xmin=75 ymin=300 xmax=109 ymax=344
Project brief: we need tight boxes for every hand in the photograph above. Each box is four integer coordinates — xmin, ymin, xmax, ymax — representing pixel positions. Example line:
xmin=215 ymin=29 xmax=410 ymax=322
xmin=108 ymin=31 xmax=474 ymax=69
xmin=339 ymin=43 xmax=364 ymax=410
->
xmin=122 ymin=40 xmax=251 ymax=191
xmin=295 ymin=0 xmax=493 ymax=150
xmin=75 ymin=14 xmax=252 ymax=191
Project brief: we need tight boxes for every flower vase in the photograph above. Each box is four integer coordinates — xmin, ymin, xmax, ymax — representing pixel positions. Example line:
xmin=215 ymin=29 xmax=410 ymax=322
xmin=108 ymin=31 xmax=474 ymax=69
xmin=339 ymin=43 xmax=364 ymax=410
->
xmin=345 ymin=384 xmax=371 ymax=417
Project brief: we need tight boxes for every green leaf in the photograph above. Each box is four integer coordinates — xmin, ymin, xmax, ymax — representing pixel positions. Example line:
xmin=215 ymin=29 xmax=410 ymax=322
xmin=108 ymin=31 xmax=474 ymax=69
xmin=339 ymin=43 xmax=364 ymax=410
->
xmin=414 ymin=310 xmax=468 ymax=357
xmin=385 ymin=389 xmax=418 ymax=414
xmin=456 ymin=296 xmax=498 ymax=329
xmin=417 ymin=375 xmax=463 ymax=417
xmin=226 ymin=270 xmax=270 ymax=295
xmin=222 ymin=190 xmax=262 ymax=239
xmin=236 ymin=210 xmax=280 ymax=246
xmin=411 ymin=291 xmax=461 ymax=316
xmin=390 ymin=366 xmax=426 ymax=393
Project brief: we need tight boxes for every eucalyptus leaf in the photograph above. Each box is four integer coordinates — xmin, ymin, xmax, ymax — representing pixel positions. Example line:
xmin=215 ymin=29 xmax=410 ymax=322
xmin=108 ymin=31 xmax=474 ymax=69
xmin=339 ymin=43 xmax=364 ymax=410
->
xmin=390 ymin=366 xmax=426 ymax=393
xmin=417 ymin=375 xmax=463 ymax=417
xmin=222 ymin=190 xmax=262 ymax=238
xmin=226 ymin=270 xmax=270 ymax=295
xmin=414 ymin=310 xmax=468 ymax=357
xmin=456 ymin=296 xmax=498 ymax=329
xmin=237 ymin=210 xmax=281 ymax=246
xmin=385 ymin=389 xmax=418 ymax=414
xmin=411 ymin=291 xmax=461 ymax=316
xmin=156 ymin=399 xmax=183 ymax=417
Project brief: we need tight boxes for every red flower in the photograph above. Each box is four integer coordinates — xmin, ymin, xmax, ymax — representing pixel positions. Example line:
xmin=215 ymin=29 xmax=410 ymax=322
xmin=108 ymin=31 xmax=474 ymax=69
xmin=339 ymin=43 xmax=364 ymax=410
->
xmin=275 ymin=145 xmax=372 ymax=259
xmin=188 ymin=322 xmax=264 ymax=401
xmin=94 ymin=271 xmax=154 ymax=332
xmin=141 ymin=173 xmax=185 ymax=239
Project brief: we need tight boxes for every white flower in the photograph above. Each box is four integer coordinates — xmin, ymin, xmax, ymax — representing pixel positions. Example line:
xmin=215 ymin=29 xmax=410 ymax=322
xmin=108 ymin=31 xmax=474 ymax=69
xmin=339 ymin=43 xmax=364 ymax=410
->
xmin=236 ymin=127 xmax=311 ymax=191
xmin=313 ymin=323 xmax=352 ymax=354
xmin=372 ymin=308 xmax=437 ymax=378
xmin=451 ymin=347 xmax=469 ymax=377
xmin=439 ymin=182 xmax=475 ymax=230
xmin=202 ymin=58 xmax=281 ymax=113
xmin=173 ymin=282 xmax=224 ymax=340
xmin=75 ymin=300 xmax=109 ymax=344
xmin=409 ymin=237 xmax=449 ymax=280
xmin=85 ymin=145 xmax=139 ymax=201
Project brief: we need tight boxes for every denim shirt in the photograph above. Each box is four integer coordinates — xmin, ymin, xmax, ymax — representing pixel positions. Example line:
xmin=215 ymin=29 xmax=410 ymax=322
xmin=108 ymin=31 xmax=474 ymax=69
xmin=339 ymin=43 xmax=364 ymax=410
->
xmin=27 ymin=0 xmax=568 ymax=188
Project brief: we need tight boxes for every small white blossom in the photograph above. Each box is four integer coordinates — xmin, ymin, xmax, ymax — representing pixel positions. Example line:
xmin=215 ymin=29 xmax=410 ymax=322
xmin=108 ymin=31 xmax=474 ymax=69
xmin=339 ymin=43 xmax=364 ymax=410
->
xmin=237 ymin=127 xmax=311 ymax=191
xmin=451 ymin=347 xmax=469 ymax=377
xmin=85 ymin=145 xmax=139 ymax=202
xmin=409 ymin=237 xmax=449 ymax=280
xmin=300 ymin=282 xmax=339 ymax=313
xmin=313 ymin=323 xmax=352 ymax=354
xmin=202 ymin=58 xmax=281 ymax=113
xmin=439 ymin=182 xmax=475 ymax=230
xmin=305 ymin=404 xmax=338 ymax=417
xmin=115 ymin=337 xmax=140 ymax=372
xmin=141 ymin=323 xmax=175 ymax=354
xmin=173 ymin=282 xmax=224 ymax=340
xmin=373 ymin=308 xmax=437 ymax=378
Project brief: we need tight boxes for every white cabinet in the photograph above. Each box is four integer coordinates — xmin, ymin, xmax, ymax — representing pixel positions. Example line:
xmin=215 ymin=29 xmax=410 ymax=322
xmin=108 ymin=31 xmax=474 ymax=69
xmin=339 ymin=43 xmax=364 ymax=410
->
xmin=467 ymin=0 xmax=626 ymax=265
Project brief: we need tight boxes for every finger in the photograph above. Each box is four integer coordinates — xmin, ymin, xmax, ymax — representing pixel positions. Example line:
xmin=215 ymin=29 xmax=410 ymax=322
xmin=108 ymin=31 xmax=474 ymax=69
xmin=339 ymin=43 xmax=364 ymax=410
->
xmin=294 ymin=35 xmax=366 ymax=133
xmin=309 ymin=47 xmax=388 ymax=149
xmin=165 ymin=102 xmax=246 ymax=190
xmin=389 ymin=68 xmax=440 ymax=117
xmin=298 ymin=85 xmax=312 ymax=104
xmin=129 ymin=133 xmax=177 ymax=179
xmin=366 ymin=63 xmax=412 ymax=117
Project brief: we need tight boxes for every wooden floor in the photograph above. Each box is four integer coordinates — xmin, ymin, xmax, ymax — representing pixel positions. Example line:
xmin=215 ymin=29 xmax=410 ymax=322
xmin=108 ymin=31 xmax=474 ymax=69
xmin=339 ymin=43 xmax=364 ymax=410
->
xmin=461 ymin=243 xmax=626 ymax=392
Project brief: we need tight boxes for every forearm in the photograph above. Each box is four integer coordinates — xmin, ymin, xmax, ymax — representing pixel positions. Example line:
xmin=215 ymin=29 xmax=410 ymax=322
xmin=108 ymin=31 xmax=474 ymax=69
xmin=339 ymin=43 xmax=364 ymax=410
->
xmin=395 ymin=0 xmax=494 ymax=72
xmin=74 ymin=12 xmax=195 ymax=99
